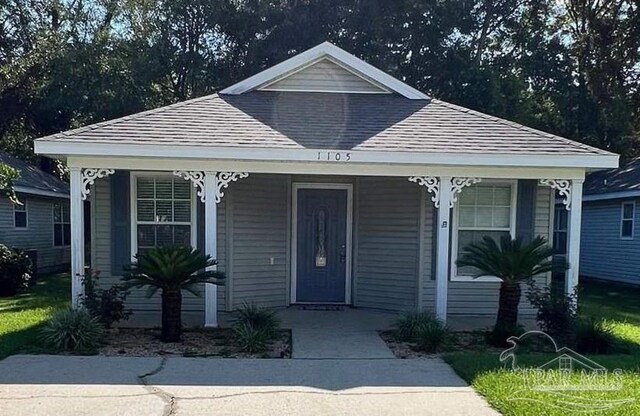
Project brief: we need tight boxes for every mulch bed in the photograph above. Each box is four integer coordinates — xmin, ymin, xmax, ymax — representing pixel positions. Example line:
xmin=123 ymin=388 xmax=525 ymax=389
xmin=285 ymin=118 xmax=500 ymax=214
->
xmin=379 ymin=330 xmax=503 ymax=358
xmin=99 ymin=328 xmax=292 ymax=358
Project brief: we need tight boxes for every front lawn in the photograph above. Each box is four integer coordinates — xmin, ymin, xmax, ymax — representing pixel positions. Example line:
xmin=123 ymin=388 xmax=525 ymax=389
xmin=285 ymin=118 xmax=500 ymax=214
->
xmin=444 ymin=279 xmax=640 ymax=416
xmin=0 ymin=274 xmax=70 ymax=359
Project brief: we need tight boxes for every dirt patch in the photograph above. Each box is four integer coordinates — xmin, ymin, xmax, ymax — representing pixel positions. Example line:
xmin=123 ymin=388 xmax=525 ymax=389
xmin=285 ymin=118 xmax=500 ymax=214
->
xmin=99 ymin=328 xmax=291 ymax=358
xmin=379 ymin=330 xmax=503 ymax=358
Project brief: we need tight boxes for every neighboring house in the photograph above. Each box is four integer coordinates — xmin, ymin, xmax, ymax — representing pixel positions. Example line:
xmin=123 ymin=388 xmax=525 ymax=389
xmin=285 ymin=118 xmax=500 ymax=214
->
xmin=579 ymin=158 xmax=640 ymax=285
xmin=33 ymin=42 xmax=617 ymax=327
xmin=0 ymin=151 xmax=71 ymax=274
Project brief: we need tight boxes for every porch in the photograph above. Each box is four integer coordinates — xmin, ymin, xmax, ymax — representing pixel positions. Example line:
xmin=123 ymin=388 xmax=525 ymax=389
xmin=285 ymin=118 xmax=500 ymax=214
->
xmin=68 ymin=169 xmax=582 ymax=328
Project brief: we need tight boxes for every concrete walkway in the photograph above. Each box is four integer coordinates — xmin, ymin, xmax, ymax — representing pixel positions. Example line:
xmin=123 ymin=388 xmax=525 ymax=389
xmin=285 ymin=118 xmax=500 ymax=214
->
xmin=277 ymin=308 xmax=396 ymax=358
xmin=0 ymin=355 xmax=499 ymax=416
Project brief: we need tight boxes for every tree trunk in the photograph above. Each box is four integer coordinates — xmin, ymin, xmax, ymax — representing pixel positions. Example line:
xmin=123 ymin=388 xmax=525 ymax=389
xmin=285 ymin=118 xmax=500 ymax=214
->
xmin=496 ymin=281 xmax=521 ymax=329
xmin=161 ymin=288 xmax=182 ymax=342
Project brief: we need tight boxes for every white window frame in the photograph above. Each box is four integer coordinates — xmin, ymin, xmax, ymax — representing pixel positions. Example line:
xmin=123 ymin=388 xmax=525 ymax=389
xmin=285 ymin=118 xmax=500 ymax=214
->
xmin=620 ymin=201 xmax=635 ymax=240
xmin=130 ymin=172 xmax=197 ymax=260
xmin=52 ymin=201 xmax=71 ymax=247
xmin=451 ymin=180 xmax=518 ymax=282
xmin=13 ymin=199 xmax=28 ymax=229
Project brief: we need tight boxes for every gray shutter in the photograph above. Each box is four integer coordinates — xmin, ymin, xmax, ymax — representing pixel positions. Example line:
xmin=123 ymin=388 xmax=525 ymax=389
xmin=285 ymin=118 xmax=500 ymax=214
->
xmin=111 ymin=171 xmax=131 ymax=275
xmin=516 ymin=179 xmax=537 ymax=243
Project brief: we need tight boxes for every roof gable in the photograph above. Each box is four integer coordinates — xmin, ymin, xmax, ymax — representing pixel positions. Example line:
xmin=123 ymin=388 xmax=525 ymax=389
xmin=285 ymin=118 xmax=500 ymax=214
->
xmin=221 ymin=42 xmax=429 ymax=99
xmin=259 ymin=57 xmax=390 ymax=94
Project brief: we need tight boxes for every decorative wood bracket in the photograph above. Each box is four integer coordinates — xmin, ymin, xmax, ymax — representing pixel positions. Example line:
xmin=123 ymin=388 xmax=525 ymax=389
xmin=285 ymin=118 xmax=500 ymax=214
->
xmin=81 ymin=168 xmax=115 ymax=200
xmin=540 ymin=179 xmax=572 ymax=210
xmin=450 ymin=177 xmax=482 ymax=208
xmin=408 ymin=176 xmax=440 ymax=208
xmin=173 ymin=171 xmax=249 ymax=203
xmin=173 ymin=171 xmax=206 ymax=202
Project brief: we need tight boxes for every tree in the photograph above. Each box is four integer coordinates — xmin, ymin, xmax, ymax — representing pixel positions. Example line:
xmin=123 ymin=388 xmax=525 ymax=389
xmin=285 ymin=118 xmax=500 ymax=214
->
xmin=0 ymin=163 xmax=20 ymax=204
xmin=456 ymin=235 xmax=559 ymax=332
xmin=123 ymin=246 xmax=225 ymax=342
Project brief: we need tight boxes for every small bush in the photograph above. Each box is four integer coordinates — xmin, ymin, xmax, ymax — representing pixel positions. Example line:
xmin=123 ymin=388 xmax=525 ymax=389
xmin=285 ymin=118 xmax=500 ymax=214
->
xmin=0 ymin=244 xmax=32 ymax=297
xmin=526 ymin=281 xmax=577 ymax=340
xmin=486 ymin=323 xmax=525 ymax=347
xmin=81 ymin=271 xmax=131 ymax=328
xmin=394 ymin=311 xmax=439 ymax=342
xmin=235 ymin=303 xmax=280 ymax=337
xmin=574 ymin=318 xmax=616 ymax=354
xmin=233 ymin=322 xmax=271 ymax=353
xmin=40 ymin=309 xmax=105 ymax=354
xmin=413 ymin=319 xmax=450 ymax=353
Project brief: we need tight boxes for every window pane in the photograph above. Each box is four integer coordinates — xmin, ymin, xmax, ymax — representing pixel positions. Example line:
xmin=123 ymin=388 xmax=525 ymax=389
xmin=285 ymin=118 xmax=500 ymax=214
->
xmin=63 ymin=224 xmax=71 ymax=246
xmin=622 ymin=220 xmax=633 ymax=237
xmin=174 ymin=201 xmax=191 ymax=222
xmin=53 ymin=203 xmax=62 ymax=223
xmin=174 ymin=225 xmax=191 ymax=246
xmin=155 ymin=178 xmax=172 ymax=199
xmin=477 ymin=186 xmax=494 ymax=205
xmin=15 ymin=212 xmax=27 ymax=228
xmin=137 ymin=177 xmax=155 ymax=199
xmin=493 ymin=207 xmax=511 ymax=228
xmin=54 ymin=224 xmax=63 ymax=246
xmin=156 ymin=225 xmax=174 ymax=247
xmin=459 ymin=188 xmax=476 ymax=205
xmin=138 ymin=225 xmax=155 ymax=247
xmin=62 ymin=203 xmax=70 ymax=223
xmin=493 ymin=187 xmax=511 ymax=205
xmin=174 ymin=180 xmax=191 ymax=200
xmin=623 ymin=204 xmax=634 ymax=219
xmin=476 ymin=207 xmax=493 ymax=227
xmin=14 ymin=202 xmax=26 ymax=212
xmin=459 ymin=206 xmax=476 ymax=227
xmin=155 ymin=200 xmax=172 ymax=222
xmin=137 ymin=200 xmax=154 ymax=221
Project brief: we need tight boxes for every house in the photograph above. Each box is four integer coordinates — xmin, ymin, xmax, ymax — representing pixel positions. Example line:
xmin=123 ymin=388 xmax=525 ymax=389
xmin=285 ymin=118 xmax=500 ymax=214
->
xmin=576 ymin=158 xmax=640 ymax=285
xmin=0 ymin=151 xmax=71 ymax=274
xmin=33 ymin=42 xmax=618 ymax=327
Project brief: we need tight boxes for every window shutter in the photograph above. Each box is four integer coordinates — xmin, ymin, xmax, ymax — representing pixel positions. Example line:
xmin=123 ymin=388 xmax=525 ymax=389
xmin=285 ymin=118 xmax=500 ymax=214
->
xmin=111 ymin=171 xmax=131 ymax=276
xmin=516 ymin=180 xmax=537 ymax=243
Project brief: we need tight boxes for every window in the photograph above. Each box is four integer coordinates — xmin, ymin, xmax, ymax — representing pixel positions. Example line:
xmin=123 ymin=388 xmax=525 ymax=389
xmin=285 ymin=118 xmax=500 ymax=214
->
xmin=133 ymin=175 xmax=194 ymax=255
xmin=53 ymin=202 xmax=71 ymax=246
xmin=621 ymin=202 xmax=635 ymax=239
xmin=13 ymin=200 xmax=27 ymax=228
xmin=553 ymin=207 xmax=568 ymax=254
xmin=453 ymin=183 xmax=516 ymax=278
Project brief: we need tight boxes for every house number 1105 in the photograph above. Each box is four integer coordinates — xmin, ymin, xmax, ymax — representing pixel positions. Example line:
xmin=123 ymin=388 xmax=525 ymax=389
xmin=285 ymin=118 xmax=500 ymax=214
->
xmin=317 ymin=151 xmax=352 ymax=161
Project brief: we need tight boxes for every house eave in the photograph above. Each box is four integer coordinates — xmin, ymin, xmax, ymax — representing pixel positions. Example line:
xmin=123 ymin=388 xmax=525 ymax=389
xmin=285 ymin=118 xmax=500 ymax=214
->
xmin=583 ymin=190 xmax=640 ymax=202
xmin=14 ymin=185 xmax=70 ymax=199
xmin=34 ymin=140 xmax=619 ymax=170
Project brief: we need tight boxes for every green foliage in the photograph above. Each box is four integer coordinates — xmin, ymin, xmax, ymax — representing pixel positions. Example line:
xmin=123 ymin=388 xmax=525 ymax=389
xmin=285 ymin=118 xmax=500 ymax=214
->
xmin=234 ymin=303 xmax=280 ymax=338
xmin=40 ymin=309 xmax=104 ymax=354
xmin=413 ymin=318 xmax=450 ymax=353
xmin=526 ymin=281 xmax=578 ymax=340
xmin=393 ymin=311 xmax=441 ymax=342
xmin=0 ymin=244 xmax=32 ymax=297
xmin=574 ymin=318 xmax=616 ymax=355
xmin=233 ymin=322 xmax=272 ymax=354
xmin=0 ymin=163 xmax=20 ymax=205
xmin=123 ymin=246 xmax=225 ymax=342
xmin=485 ymin=323 xmax=525 ymax=348
xmin=80 ymin=270 xmax=131 ymax=329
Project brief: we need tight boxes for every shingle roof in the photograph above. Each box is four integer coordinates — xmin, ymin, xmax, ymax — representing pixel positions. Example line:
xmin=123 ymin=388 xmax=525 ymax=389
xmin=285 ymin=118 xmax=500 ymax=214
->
xmin=0 ymin=151 xmax=69 ymax=196
xmin=584 ymin=157 xmax=640 ymax=196
xmin=36 ymin=91 xmax=610 ymax=157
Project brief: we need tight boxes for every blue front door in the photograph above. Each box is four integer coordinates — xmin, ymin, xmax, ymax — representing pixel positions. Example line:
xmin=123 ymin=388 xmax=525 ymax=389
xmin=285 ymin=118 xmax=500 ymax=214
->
xmin=296 ymin=189 xmax=348 ymax=303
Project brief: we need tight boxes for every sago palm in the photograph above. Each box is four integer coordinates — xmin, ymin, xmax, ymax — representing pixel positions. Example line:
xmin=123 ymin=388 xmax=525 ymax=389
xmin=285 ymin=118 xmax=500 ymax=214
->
xmin=123 ymin=246 xmax=225 ymax=342
xmin=456 ymin=235 xmax=559 ymax=331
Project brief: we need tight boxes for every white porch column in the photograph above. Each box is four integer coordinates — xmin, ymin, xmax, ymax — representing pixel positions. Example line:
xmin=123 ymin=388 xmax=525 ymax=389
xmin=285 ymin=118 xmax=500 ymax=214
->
xmin=204 ymin=171 xmax=218 ymax=327
xmin=69 ymin=167 xmax=85 ymax=307
xmin=435 ymin=176 xmax=452 ymax=322
xmin=566 ymin=179 xmax=584 ymax=295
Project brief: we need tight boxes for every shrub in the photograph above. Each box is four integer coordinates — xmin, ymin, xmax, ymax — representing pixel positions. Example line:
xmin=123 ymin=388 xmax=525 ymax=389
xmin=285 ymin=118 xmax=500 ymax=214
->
xmin=81 ymin=270 xmax=131 ymax=328
xmin=233 ymin=322 xmax=271 ymax=353
xmin=413 ymin=319 xmax=450 ymax=353
xmin=486 ymin=323 xmax=525 ymax=348
xmin=235 ymin=303 xmax=280 ymax=337
xmin=40 ymin=309 xmax=105 ymax=354
xmin=394 ymin=311 xmax=440 ymax=342
xmin=526 ymin=281 xmax=578 ymax=340
xmin=0 ymin=244 xmax=32 ymax=297
xmin=574 ymin=318 xmax=616 ymax=354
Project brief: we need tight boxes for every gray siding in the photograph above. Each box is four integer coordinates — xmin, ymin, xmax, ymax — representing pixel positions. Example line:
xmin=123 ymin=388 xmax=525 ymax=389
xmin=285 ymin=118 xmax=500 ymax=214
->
xmin=581 ymin=198 xmax=640 ymax=284
xmin=355 ymin=177 xmax=420 ymax=311
xmin=0 ymin=194 xmax=70 ymax=274
xmin=230 ymin=174 xmax=289 ymax=308
xmin=261 ymin=58 xmax=387 ymax=93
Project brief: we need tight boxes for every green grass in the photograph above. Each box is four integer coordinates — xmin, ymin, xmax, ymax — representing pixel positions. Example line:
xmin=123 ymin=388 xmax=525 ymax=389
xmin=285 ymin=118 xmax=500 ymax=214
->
xmin=0 ymin=274 xmax=70 ymax=360
xmin=444 ymin=279 xmax=640 ymax=416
